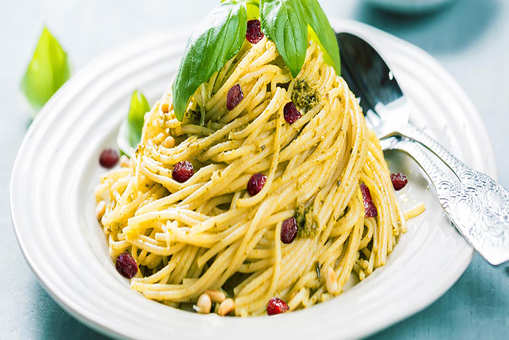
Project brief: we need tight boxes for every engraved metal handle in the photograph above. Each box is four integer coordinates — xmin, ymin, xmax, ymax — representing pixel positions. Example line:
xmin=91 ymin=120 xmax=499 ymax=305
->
xmin=382 ymin=136 xmax=509 ymax=265
xmin=399 ymin=123 xmax=477 ymax=178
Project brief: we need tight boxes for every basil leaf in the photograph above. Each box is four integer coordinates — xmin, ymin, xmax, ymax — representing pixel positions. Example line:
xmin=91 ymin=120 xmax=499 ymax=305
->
xmin=127 ymin=90 xmax=150 ymax=148
xmin=172 ymin=1 xmax=247 ymax=121
xmin=301 ymin=0 xmax=340 ymax=75
xmin=21 ymin=27 xmax=70 ymax=110
xmin=246 ymin=1 xmax=260 ymax=19
xmin=260 ymin=0 xmax=307 ymax=78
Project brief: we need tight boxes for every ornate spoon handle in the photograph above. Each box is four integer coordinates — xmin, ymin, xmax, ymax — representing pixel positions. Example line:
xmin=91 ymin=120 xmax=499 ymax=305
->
xmin=401 ymin=122 xmax=490 ymax=180
xmin=382 ymin=136 xmax=509 ymax=265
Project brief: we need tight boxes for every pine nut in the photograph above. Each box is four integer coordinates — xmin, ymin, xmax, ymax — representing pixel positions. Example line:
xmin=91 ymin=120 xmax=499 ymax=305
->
xmin=205 ymin=289 xmax=226 ymax=303
xmin=325 ymin=266 xmax=338 ymax=294
xmin=96 ymin=201 xmax=106 ymax=221
xmin=162 ymin=136 xmax=175 ymax=148
xmin=195 ymin=293 xmax=211 ymax=314
xmin=217 ymin=298 xmax=235 ymax=316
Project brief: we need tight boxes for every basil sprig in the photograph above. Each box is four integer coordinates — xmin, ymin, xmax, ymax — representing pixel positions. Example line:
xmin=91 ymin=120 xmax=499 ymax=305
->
xmin=260 ymin=0 xmax=308 ymax=78
xmin=127 ymin=90 xmax=150 ymax=148
xmin=301 ymin=0 xmax=341 ymax=75
xmin=117 ymin=90 xmax=150 ymax=157
xmin=172 ymin=1 xmax=247 ymax=120
xmin=172 ymin=0 xmax=340 ymax=121
xmin=261 ymin=0 xmax=340 ymax=77
xmin=21 ymin=27 xmax=70 ymax=110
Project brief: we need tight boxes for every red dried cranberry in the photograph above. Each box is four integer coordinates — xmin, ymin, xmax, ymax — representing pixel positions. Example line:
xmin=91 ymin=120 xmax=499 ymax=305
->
xmin=360 ymin=183 xmax=377 ymax=218
xmin=283 ymin=102 xmax=302 ymax=124
xmin=115 ymin=253 xmax=138 ymax=279
xmin=246 ymin=19 xmax=264 ymax=44
xmin=172 ymin=161 xmax=194 ymax=183
xmin=267 ymin=297 xmax=289 ymax=315
xmin=227 ymin=84 xmax=244 ymax=110
xmin=99 ymin=148 xmax=119 ymax=168
xmin=281 ymin=217 xmax=298 ymax=244
xmin=247 ymin=173 xmax=267 ymax=196
xmin=391 ymin=172 xmax=408 ymax=191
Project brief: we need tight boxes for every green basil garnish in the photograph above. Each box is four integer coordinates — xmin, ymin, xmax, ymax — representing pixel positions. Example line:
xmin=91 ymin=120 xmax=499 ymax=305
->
xmin=260 ymin=0 xmax=308 ymax=78
xmin=301 ymin=0 xmax=340 ymax=75
xmin=21 ymin=27 xmax=70 ymax=110
xmin=127 ymin=90 xmax=150 ymax=148
xmin=246 ymin=0 xmax=260 ymax=19
xmin=261 ymin=0 xmax=340 ymax=77
xmin=172 ymin=1 xmax=247 ymax=120
xmin=172 ymin=0 xmax=340 ymax=121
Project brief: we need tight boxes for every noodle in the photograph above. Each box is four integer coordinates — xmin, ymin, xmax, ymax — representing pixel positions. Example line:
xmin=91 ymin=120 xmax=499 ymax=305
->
xmin=96 ymin=38 xmax=410 ymax=316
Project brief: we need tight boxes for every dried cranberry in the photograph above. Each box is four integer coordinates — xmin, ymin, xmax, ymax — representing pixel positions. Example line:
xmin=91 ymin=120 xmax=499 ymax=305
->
xmin=283 ymin=102 xmax=302 ymax=124
xmin=267 ymin=297 xmax=289 ymax=315
xmin=172 ymin=161 xmax=194 ymax=183
xmin=115 ymin=253 xmax=138 ymax=279
xmin=227 ymin=84 xmax=244 ymax=110
xmin=391 ymin=172 xmax=408 ymax=191
xmin=360 ymin=183 xmax=377 ymax=218
xmin=247 ymin=173 xmax=267 ymax=196
xmin=99 ymin=148 xmax=119 ymax=168
xmin=246 ymin=19 xmax=264 ymax=44
xmin=281 ymin=217 xmax=298 ymax=244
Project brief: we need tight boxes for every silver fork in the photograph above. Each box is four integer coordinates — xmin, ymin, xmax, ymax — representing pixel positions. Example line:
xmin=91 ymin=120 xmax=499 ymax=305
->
xmin=337 ymin=32 xmax=509 ymax=265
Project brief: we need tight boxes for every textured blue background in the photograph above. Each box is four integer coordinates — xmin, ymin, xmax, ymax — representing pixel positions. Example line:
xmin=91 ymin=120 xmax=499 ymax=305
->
xmin=2 ymin=0 xmax=508 ymax=338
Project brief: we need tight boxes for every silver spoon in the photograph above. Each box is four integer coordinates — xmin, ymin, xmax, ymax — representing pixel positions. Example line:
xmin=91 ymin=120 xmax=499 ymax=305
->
xmin=337 ymin=32 xmax=509 ymax=265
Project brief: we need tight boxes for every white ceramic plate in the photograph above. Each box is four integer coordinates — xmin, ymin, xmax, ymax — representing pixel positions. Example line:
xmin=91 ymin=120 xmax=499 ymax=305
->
xmin=10 ymin=20 xmax=496 ymax=339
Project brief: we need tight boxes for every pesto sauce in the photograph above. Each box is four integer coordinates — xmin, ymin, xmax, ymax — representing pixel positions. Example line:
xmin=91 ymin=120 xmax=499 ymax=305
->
xmin=183 ymin=109 xmax=200 ymax=124
xmin=296 ymin=205 xmax=319 ymax=238
xmin=291 ymin=79 xmax=319 ymax=113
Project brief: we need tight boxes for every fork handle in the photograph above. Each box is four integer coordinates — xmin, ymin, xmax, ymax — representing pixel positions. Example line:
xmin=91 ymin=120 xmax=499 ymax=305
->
xmin=384 ymin=137 xmax=509 ymax=265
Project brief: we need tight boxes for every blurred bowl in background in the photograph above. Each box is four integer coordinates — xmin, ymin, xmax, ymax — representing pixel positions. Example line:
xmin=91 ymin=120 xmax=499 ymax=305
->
xmin=364 ymin=0 xmax=456 ymax=14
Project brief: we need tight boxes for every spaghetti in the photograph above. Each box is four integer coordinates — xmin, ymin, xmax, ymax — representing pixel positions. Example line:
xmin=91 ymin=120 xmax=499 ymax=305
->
xmin=95 ymin=37 xmax=413 ymax=316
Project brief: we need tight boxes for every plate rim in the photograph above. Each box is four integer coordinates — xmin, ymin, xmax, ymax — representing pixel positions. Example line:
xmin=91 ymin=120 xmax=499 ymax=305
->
xmin=10 ymin=19 xmax=496 ymax=339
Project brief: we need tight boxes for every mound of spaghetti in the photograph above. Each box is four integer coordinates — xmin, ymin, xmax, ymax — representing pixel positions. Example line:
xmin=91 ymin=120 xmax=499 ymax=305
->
xmin=95 ymin=36 xmax=406 ymax=316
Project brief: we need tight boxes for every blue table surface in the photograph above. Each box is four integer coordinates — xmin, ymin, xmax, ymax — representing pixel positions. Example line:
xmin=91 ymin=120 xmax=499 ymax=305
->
xmin=1 ymin=0 xmax=508 ymax=339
